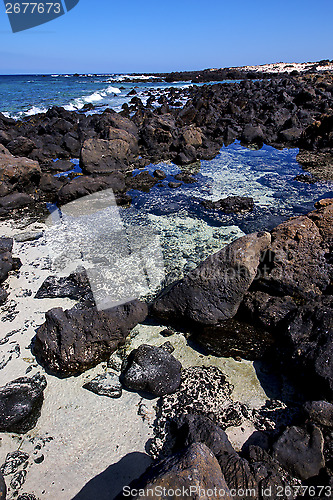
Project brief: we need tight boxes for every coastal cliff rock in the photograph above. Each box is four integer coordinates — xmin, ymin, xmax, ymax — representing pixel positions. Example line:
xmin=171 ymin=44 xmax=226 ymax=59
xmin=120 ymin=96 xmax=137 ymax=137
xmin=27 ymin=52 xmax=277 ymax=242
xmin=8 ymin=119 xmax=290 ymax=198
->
xmin=33 ymin=300 xmax=148 ymax=377
xmin=120 ymin=344 xmax=182 ymax=396
xmin=0 ymin=374 xmax=46 ymax=434
xmin=152 ymin=231 xmax=271 ymax=326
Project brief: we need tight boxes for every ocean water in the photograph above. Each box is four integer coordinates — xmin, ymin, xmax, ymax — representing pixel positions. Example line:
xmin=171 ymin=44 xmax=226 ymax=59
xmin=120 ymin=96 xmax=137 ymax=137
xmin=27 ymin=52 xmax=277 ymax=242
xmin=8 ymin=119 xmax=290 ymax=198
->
xmin=0 ymin=73 xmax=211 ymax=119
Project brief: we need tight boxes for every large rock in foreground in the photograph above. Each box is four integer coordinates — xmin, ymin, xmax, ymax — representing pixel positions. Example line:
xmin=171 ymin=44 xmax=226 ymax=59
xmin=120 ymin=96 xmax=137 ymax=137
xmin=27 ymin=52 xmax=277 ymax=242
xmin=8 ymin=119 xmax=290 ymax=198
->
xmin=120 ymin=344 xmax=182 ymax=396
xmin=121 ymin=443 xmax=231 ymax=499
xmin=152 ymin=232 xmax=271 ymax=326
xmin=0 ymin=374 xmax=46 ymax=434
xmin=33 ymin=300 xmax=148 ymax=377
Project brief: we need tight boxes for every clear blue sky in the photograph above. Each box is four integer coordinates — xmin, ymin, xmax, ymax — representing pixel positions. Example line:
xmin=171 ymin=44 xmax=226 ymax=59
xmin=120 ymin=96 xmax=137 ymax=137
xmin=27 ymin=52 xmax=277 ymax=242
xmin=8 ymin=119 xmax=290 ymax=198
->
xmin=0 ymin=0 xmax=332 ymax=74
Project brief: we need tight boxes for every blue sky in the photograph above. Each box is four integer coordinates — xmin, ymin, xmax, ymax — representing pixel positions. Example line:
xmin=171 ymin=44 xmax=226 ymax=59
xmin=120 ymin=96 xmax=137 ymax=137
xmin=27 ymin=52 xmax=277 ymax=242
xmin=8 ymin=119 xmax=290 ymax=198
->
xmin=0 ymin=0 xmax=332 ymax=74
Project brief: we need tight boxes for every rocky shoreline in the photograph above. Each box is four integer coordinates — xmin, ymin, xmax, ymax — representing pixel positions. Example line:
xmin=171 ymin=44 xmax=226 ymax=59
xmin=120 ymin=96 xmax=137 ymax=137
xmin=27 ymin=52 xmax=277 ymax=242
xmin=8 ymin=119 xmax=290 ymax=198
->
xmin=0 ymin=67 xmax=332 ymax=499
xmin=0 ymin=71 xmax=332 ymax=217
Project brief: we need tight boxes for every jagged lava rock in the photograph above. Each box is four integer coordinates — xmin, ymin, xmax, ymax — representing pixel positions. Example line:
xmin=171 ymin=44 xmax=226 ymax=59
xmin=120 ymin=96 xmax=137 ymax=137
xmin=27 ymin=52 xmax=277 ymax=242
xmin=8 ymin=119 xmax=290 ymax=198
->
xmin=120 ymin=344 xmax=182 ymax=396
xmin=33 ymin=300 xmax=148 ymax=377
xmin=151 ymin=231 xmax=271 ymax=326
xmin=0 ymin=374 xmax=46 ymax=434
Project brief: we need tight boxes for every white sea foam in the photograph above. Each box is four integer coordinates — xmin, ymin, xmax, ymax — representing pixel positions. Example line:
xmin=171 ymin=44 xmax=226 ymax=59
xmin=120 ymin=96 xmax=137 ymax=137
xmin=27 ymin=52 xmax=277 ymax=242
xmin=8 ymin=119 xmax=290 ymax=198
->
xmin=66 ymin=85 xmax=122 ymax=111
xmin=25 ymin=105 xmax=48 ymax=116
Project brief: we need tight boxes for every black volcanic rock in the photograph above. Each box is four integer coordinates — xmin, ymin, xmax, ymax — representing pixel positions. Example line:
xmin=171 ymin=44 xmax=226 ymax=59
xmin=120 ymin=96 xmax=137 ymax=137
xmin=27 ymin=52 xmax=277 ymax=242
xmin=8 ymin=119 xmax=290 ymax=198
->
xmin=56 ymin=172 xmax=126 ymax=205
xmin=193 ymin=318 xmax=275 ymax=360
xmin=120 ymin=344 xmax=182 ymax=396
xmin=0 ymin=373 xmax=47 ymax=434
xmin=152 ymin=232 xmax=271 ymax=326
xmin=0 ymin=237 xmax=13 ymax=284
xmin=286 ymin=295 xmax=333 ymax=397
xmin=273 ymin=425 xmax=325 ymax=480
xmin=202 ymin=196 xmax=254 ymax=213
xmin=33 ymin=300 xmax=148 ymax=377
xmin=35 ymin=269 xmax=94 ymax=306
xmin=126 ymin=171 xmax=158 ymax=191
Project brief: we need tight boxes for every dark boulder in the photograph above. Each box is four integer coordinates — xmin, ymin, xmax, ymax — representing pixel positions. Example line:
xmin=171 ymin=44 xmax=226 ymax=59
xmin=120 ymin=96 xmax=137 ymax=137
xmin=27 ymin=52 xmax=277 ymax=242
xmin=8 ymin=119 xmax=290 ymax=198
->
xmin=304 ymin=401 xmax=333 ymax=428
xmin=273 ymin=425 xmax=325 ymax=480
xmin=241 ymin=291 xmax=297 ymax=330
xmin=80 ymin=138 xmax=133 ymax=175
xmin=258 ymin=215 xmax=330 ymax=297
xmin=0 ymin=373 xmax=46 ymax=434
xmin=168 ymin=181 xmax=182 ymax=188
xmin=0 ymin=192 xmax=33 ymax=210
xmin=202 ymin=196 xmax=254 ymax=214
xmin=6 ymin=136 xmax=36 ymax=157
xmin=151 ymin=232 xmax=271 ymax=326
xmin=35 ymin=269 xmax=94 ymax=305
xmin=57 ymin=172 xmax=126 ymax=205
xmin=33 ymin=300 xmax=148 ymax=377
xmin=241 ymin=124 xmax=265 ymax=145
xmin=126 ymin=171 xmax=158 ymax=192
xmin=120 ymin=443 xmax=231 ymax=499
xmin=0 ymin=237 xmax=13 ymax=284
xmin=279 ymin=127 xmax=303 ymax=144
xmin=174 ymin=172 xmax=196 ymax=183
xmin=286 ymin=295 xmax=333 ymax=397
xmin=48 ymin=159 xmax=75 ymax=172
xmin=248 ymin=445 xmax=298 ymax=499
xmin=0 ymin=145 xmax=41 ymax=197
xmin=120 ymin=344 xmax=182 ymax=396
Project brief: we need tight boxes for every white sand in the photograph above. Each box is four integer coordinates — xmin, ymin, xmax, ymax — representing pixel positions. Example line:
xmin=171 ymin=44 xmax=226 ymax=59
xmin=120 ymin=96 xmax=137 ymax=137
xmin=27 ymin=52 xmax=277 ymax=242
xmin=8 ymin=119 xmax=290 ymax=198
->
xmin=0 ymin=216 xmax=272 ymax=500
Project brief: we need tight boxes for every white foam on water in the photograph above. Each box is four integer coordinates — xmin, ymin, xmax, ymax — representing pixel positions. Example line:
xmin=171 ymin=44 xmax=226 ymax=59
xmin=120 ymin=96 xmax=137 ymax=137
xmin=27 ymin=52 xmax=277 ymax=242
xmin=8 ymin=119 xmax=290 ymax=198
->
xmin=25 ymin=105 xmax=48 ymax=116
xmin=66 ymin=85 xmax=122 ymax=111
